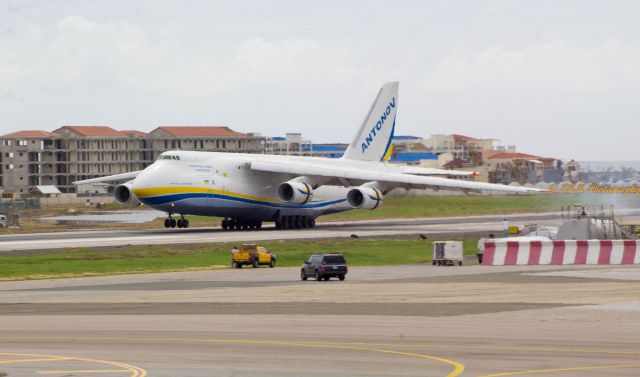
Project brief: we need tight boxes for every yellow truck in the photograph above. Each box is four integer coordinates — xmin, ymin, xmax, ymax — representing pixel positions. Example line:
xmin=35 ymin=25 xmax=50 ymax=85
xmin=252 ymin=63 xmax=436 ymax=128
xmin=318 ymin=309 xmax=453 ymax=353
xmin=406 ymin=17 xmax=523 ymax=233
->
xmin=231 ymin=244 xmax=276 ymax=268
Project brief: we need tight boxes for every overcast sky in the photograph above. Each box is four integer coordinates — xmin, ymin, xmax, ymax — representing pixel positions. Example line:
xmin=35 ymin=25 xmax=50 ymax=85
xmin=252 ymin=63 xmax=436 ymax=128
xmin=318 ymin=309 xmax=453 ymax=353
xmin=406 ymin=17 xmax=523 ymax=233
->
xmin=1 ymin=0 xmax=639 ymax=160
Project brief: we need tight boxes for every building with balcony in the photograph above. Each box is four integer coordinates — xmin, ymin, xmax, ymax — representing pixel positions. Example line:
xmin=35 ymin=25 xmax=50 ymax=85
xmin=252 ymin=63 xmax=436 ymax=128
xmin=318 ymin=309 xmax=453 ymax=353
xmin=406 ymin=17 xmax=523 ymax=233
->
xmin=422 ymin=134 xmax=509 ymax=165
xmin=0 ymin=125 xmax=264 ymax=196
xmin=486 ymin=152 xmax=563 ymax=184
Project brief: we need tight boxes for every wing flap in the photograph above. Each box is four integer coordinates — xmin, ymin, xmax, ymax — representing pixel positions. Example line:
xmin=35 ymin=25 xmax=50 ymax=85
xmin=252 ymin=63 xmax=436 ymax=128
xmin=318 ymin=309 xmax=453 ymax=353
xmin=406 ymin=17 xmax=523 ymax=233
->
xmin=401 ymin=166 xmax=475 ymax=176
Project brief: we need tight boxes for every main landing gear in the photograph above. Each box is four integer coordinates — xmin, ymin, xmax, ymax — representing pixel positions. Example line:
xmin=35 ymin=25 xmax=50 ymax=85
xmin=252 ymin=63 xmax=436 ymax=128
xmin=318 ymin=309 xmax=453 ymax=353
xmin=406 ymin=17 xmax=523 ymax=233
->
xmin=164 ymin=214 xmax=190 ymax=229
xmin=221 ymin=218 xmax=262 ymax=231
xmin=219 ymin=216 xmax=316 ymax=231
xmin=275 ymin=215 xmax=316 ymax=229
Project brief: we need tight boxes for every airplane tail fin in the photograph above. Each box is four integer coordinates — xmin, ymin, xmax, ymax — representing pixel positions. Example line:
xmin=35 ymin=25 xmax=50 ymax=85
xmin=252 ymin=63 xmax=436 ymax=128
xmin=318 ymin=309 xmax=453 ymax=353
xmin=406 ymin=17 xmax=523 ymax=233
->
xmin=342 ymin=82 xmax=399 ymax=162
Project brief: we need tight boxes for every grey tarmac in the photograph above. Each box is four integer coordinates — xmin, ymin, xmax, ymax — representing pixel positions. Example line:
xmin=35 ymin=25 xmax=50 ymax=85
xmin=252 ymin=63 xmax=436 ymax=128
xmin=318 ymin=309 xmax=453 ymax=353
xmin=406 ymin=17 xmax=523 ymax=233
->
xmin=1 ymin=264 xmax=640 ymax=376
xmin=0 ymin=212 xmax=570 ymax=253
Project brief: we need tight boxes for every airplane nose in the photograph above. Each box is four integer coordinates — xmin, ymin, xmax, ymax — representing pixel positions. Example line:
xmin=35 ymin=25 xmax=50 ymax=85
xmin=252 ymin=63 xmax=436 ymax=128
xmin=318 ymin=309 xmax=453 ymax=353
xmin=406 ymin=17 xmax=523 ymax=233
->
xmin=132 ymin=164 xmax=160 ymax=190
xmin=130 ymin=165 xmax=161 ymax=201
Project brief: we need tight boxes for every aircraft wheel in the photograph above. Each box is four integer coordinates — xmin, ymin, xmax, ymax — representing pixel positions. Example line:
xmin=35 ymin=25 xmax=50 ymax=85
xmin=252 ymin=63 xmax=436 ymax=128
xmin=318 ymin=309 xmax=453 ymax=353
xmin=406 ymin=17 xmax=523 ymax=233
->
xmin=221 ymin=219 xmax=228 ymax=230
xmin=308 ymin=218 xmax=316 ymax=228
xmin=275 ymin=220 xmax=282 ymax=229
xmin=256 ymin=221 xmax=262 ymax=230
xmin=301 ymin=216 xmax=309 ymax=228
xmin=183 ymin=219 xmax=189 ymax=228
xmin=170 ymin=219 xmax=177 ymax=228
xmin=164 ymin=219 xmax=170 ymax=228
xmin=176 ymin=219 xmax=183 ymax=228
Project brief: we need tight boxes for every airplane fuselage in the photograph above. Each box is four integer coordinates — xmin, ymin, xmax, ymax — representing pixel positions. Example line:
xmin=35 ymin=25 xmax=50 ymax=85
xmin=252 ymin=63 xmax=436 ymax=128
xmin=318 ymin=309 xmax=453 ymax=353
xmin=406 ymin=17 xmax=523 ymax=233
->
xmin=132 ymin=151 xmax=359 ymax=221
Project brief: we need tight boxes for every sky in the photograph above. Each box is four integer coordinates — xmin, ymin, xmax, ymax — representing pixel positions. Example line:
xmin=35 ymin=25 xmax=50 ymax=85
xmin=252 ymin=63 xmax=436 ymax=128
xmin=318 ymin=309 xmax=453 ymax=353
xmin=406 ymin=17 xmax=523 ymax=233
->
xmin=1 ymin=0 xmax=639 ymax=161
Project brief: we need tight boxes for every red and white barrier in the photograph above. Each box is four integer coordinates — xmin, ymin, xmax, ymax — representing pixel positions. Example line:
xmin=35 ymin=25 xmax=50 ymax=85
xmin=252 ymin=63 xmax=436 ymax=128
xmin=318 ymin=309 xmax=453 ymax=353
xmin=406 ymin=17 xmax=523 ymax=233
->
xmin=482 ymin=240 xmax=640 ymax=266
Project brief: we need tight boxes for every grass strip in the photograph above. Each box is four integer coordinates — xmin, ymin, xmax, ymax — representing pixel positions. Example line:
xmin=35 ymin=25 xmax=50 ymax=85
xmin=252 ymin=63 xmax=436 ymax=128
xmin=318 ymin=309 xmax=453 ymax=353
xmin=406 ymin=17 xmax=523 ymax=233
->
xmin=0 ymin=238 xmax=479 ymax=281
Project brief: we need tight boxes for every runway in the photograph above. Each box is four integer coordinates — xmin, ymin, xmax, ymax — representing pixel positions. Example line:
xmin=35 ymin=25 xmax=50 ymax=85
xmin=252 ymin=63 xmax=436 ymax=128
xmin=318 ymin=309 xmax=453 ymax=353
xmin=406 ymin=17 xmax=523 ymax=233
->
xmin=0 ymin=212 xmax=564 ymax=252
xmin=1 ymin=264 xmax=640 ymax=376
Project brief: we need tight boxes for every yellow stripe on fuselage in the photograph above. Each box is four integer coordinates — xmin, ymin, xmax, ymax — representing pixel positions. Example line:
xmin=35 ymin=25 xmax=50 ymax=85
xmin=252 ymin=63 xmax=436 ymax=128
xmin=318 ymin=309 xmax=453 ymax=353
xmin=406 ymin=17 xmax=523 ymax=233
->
xmin=132 ymin=186 xmax=281 ymax=203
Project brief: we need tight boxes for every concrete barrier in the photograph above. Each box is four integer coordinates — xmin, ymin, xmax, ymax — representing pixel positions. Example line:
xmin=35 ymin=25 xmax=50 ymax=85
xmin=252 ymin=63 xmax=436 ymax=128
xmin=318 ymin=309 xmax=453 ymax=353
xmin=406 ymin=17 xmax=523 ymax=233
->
xmin=481 ymin=240 xmax=640 ymax=265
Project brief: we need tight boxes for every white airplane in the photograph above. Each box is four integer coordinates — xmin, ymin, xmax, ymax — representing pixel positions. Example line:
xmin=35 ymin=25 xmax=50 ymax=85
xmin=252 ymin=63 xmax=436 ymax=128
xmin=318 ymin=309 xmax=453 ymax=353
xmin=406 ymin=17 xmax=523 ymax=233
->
xmin=74 ymin=82 xmax=542 ymax=230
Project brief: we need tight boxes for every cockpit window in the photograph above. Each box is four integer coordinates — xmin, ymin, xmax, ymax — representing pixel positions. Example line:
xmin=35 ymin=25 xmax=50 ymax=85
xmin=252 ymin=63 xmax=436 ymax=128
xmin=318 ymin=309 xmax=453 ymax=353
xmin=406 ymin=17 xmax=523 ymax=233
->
xmin=159 ymin=155 xmax=180 ymax=160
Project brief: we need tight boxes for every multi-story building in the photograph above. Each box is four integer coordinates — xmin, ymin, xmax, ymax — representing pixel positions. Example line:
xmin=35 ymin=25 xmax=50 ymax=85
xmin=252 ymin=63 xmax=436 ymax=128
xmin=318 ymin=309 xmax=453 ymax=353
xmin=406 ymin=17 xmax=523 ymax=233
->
xmin=422 ymin=134 xmax=506 ymax=165
xmin=0 ymin=125 xmax=264 ymax=196
xmin=486 ymin=152 xmax=563 ymax=184
xmin=262 ymin=133 xmax=312 ymax=155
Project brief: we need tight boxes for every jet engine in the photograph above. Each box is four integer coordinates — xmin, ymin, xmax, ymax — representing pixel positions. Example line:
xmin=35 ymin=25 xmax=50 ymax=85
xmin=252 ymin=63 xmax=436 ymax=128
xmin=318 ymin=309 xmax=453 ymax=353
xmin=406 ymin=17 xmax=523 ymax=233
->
xmin=347 ymin=186 xmax=383 ymax=210
xmin=277 ymin=180 xmax=313 ymax=204
xmin=114 ymin=181 xmax=141 ymax=205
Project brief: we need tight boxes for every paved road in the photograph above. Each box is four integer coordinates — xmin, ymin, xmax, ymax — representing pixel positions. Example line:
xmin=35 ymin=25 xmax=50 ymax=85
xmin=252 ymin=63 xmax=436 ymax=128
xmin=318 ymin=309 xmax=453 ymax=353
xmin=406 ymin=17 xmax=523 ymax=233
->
xmin=0 ymin=212 xmax=566 ymax=252
xmin=1 ymin=264 xmax=640 ymax=376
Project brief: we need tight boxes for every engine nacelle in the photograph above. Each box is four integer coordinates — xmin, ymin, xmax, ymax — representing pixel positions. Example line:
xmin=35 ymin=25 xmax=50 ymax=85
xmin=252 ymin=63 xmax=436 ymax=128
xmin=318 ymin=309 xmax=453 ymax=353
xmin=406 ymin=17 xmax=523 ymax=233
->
xmin=114 ymin=181 xmax=141 ymax=205
xmin=277 ymin=180 xmax=313 ymax=204
xmin=347 ymin=187 xmax=383 ymax=210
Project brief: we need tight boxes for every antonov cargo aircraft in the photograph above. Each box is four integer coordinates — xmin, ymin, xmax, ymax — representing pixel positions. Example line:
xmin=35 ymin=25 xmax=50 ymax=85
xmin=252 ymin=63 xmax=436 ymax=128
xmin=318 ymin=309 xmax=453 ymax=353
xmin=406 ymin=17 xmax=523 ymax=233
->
xmin=74 ymin=82 xmax=542 ymax=230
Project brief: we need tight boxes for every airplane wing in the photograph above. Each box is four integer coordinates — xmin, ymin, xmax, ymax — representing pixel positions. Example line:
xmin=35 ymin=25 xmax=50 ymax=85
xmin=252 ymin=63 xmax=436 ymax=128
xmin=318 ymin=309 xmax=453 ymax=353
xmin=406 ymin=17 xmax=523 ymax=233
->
xmin=400 ymin=166 xmax=476 ymax=176
xmin=72 ymin=171 xmax=141 ymax=185
xmin=250 ymin=160 xmax=543 ymax=193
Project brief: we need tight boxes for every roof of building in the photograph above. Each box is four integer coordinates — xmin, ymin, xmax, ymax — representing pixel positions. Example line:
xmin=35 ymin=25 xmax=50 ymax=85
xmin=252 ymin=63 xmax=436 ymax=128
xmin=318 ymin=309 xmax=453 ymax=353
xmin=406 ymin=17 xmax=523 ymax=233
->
xmin=452 ymin=134 xmax=479 ymax=142
xmin=393 ymin=135 xmax=422 ymax=141
xmin=55 ymin=126 xmax=128 ymax=137
xmin=154 ymin=126 xmax=246 ymax=137
xmin=488 ymin=152 xmax=542 ymax=160
xmin=0 ymin=130 xmax=59 ymax=138
xmin=391 ymin=152 xmax=438 ymax=162
xmin=121 ymin=130 xmax=148 ymax=138
xmin=306 ymin=144 xmax=347 ymax=152
xmin=443 ymin=159 xmax=472 ymax=169
xmin=33 ymin=185 xmax=62 ymax=194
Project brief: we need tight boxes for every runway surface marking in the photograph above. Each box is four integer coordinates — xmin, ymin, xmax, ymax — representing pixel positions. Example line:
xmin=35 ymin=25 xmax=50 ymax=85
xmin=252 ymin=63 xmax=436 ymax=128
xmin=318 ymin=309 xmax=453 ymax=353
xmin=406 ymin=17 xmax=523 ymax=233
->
xmin=1 ymin=338 xmax=464 ymax=377
xmin=477 ymin=363 xmax=640 ymax=376
xmin=8 ymin=336 xmax=638 ymax=357
xmin=37 ymin=370 xmax=132 ymax=375
xmin=0 ymin=352 xmax=147 ymax=377
xmin=0 ymin=356 xmax=72 ymax=364
xmin=5 ymin=337 xmax=640 ymax=377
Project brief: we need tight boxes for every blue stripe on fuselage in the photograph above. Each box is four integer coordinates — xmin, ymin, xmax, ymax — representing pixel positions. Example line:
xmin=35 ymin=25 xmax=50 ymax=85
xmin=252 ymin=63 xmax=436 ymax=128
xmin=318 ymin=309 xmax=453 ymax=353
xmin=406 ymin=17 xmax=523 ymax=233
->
xmin=140 ymin=192 xmax=345 ymax=209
